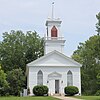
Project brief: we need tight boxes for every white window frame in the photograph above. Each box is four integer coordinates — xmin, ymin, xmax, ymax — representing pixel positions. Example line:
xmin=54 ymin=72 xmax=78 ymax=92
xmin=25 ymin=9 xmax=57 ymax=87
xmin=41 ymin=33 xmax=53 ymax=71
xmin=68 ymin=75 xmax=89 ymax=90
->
xmin=37 ymin=70 xmax=43 ymax=85
xmin=67 ymin=70 xmax=73 ymax=86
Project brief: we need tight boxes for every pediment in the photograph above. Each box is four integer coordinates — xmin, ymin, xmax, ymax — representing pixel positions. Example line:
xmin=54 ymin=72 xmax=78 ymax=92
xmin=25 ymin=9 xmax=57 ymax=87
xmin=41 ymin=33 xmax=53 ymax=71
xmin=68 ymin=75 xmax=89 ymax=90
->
xmin=48 ymin=72 xmax=62 ymax=77
xmin=27 ymin=50 xmax=82 ymax=67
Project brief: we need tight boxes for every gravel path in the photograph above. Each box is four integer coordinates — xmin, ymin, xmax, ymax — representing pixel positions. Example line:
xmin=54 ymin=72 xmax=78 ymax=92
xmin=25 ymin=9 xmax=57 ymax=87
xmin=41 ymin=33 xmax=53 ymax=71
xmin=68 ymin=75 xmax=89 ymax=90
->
xmin=52 ymin=95 xmax=82 ymax=100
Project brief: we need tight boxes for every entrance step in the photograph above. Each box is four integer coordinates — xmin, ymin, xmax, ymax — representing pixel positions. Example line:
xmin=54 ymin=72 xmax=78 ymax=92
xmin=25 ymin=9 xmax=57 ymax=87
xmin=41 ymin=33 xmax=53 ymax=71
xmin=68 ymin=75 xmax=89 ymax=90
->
xmin=53 ymin=93 xmax=61 ymax=96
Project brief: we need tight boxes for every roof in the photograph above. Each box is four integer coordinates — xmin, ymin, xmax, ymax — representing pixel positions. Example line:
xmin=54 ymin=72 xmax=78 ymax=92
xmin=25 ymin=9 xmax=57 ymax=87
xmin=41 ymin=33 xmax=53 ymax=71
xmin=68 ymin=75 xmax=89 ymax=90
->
xmin=27 ymin=50 xmax=82 ymax=67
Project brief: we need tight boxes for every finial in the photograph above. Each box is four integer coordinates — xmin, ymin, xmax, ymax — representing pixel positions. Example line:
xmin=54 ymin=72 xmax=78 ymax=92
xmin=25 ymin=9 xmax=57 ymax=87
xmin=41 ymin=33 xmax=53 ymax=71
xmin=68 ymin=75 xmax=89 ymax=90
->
xmin=52 ymin=2 xmax=54 ymax=20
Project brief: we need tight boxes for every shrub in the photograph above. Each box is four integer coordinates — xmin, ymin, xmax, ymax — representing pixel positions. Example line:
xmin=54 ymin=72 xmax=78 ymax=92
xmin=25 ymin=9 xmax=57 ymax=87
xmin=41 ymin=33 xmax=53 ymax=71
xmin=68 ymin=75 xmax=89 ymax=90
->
xmin=64 ymin=86 xmax=79 ymax=96
xmin=95 ymin=90 xmax=100 ymax=96
xmin=0 ymin=86 xmax=10 ymax=96
xmin=33 ymin=85 xmax=48 ymax=96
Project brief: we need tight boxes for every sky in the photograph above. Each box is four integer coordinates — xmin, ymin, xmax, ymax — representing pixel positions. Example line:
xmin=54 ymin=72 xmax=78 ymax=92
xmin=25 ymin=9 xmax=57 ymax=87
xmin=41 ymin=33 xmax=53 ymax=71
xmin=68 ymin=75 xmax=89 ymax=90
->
xmin=0 ymin=0 xmax=100 ymax=57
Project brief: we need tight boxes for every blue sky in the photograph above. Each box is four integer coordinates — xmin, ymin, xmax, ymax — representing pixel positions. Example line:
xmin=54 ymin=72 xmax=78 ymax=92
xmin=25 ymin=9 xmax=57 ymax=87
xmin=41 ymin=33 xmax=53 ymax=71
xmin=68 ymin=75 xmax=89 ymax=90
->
xmin=0 ymin=0 xmax=100 ymax=56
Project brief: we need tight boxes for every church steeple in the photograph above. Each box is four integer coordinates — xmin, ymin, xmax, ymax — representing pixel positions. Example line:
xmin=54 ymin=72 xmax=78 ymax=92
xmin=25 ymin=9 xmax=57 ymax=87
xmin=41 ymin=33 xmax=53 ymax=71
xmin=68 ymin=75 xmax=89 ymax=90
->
xmin=44 ymin=3 xmax=66 ymax=54
xmin=51 ymin=2 xmax=54 ymax=20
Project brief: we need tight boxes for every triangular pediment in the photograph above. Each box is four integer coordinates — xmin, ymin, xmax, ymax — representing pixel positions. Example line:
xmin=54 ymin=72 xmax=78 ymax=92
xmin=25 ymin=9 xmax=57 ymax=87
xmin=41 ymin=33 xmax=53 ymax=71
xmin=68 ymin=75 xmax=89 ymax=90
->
xmin=27 ymin=50 xmax=82 ymax=67
xmin=48 ymin=72 xmax=62 ymax=77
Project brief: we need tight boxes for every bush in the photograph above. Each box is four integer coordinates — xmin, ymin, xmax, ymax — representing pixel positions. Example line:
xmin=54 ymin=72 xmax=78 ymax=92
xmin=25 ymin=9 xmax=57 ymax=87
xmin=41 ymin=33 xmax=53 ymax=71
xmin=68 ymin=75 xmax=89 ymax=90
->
xmin=33 ymin=85 xmax=48 ymax=96
xmin=95 ymin=90 xmax=100 ymax=96
xmin=64 ymin=86 xmax=79 ymax=96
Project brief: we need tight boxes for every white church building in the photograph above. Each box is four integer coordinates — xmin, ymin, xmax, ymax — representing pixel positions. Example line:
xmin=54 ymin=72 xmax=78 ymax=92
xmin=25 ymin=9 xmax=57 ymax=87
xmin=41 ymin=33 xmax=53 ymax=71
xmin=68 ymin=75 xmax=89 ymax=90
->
xmin=26 ymin=16 xmax=82 ymax=95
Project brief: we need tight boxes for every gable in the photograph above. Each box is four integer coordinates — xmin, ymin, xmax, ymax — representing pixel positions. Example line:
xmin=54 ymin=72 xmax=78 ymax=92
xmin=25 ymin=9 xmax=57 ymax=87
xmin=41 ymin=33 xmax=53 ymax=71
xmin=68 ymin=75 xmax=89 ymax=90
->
xmin=27 ymin=50 xmax=82 ymax=67
xmin=48 ymin=72 xmax=62 ymax=77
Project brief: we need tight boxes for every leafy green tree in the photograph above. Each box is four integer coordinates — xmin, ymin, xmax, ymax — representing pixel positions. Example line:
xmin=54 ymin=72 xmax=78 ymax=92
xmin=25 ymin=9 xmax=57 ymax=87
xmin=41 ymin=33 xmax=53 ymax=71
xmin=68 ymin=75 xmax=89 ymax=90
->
xmin=96 ymin=12 xmax=100 ymax=34
xmin=7 ymin=68 xmax=25 ymax=96
xmin=97 ymin=73 xmax=100 ymax=85
xmin=96 ymin=12 xmax=100 ymax=61
xmin=0 ymin=30 xmax=44 ymax=96
xmin=25 ymin=31 xmax=44 ymax=64
xmin=72 ymin=35 xmax=100 ymax=95
xmin=0 ymin=30 xmax=44 ymax=72
xmin=0 ymin=65 xmax=9 ymax=96
xmin=72 ymin=12 xmax=100 ymax=95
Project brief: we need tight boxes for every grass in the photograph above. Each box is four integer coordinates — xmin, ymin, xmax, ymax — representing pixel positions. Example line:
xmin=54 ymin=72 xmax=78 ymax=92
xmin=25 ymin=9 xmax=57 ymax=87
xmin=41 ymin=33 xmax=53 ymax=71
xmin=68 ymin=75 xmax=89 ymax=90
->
xmin=0 ymin=96 xmax=60 ymax=100
xmin=74 ymin=96 xmax=100 ymax=100
xmin=0 ymin=96 xmax=100 ymax=100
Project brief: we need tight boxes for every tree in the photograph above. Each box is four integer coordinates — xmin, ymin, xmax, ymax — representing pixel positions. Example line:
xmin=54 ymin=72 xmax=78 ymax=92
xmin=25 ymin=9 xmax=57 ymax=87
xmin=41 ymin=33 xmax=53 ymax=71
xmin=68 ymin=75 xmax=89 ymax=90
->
xmin=7 ymin=68 xmax=25 ymax=96
xmin=25 ymin=31 xmax=44 ymax=64
xmin=0 ymin=65 xmax=9 ymax=96
xmin=72 ymin=12 xmax=100 ymax=95
xmin=0 ymin=30 xmax=44 ymax=72
xmin=97 ymin=73 xmax=100 ymax=85
xmin=72 ymin=35 xmax=100 ymax=95
xmin=0 ymin=30 xmax=44 ymax=96
xmin=96 ymin=12 xmax=100 ymax=35
xmin=96 ymin=12 xmax=100 ymax=61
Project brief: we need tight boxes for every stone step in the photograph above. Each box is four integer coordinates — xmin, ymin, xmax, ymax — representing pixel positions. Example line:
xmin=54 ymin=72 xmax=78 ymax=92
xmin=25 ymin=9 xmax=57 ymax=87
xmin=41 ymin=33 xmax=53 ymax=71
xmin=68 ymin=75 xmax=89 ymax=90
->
xmin=53 ymin=93 xmax=61 ymax=96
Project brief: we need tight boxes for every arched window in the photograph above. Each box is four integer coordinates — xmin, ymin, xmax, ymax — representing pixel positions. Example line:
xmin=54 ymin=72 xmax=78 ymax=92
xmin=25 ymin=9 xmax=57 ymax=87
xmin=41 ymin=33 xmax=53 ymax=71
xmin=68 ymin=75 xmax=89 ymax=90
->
xmin=67 ymin=70 xmax=73 ymax=86
xmin=37 ymin=70 xmax=43 ymax=85
xmin=51 ymin=26 xmax=57 ymax=37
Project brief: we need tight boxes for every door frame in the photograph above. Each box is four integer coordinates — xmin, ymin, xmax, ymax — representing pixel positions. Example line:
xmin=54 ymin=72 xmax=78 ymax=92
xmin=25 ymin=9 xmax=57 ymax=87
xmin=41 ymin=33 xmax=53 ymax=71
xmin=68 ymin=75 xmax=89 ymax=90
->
xmin=55 ymin=80 xmax=59 ymax=94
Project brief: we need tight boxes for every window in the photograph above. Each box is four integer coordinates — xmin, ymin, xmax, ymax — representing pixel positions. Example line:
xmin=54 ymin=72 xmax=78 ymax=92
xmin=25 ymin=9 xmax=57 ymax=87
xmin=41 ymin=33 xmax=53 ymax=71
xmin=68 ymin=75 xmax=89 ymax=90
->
xmin=37 ymin=70 xmax=43 ymax=85
xmin=67 ymin=70 xmax=73 ymax=86
xmin=51 ymin=26 xmax=57 ymax=37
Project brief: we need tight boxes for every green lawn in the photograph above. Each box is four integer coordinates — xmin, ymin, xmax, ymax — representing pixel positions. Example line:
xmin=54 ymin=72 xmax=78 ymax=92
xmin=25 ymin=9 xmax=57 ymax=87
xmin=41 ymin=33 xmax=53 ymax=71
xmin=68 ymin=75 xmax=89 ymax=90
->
xmin=74 ymin=96 xmax=100 ymax=100
xmin=0 ymin=96 xmax=60 ymax=100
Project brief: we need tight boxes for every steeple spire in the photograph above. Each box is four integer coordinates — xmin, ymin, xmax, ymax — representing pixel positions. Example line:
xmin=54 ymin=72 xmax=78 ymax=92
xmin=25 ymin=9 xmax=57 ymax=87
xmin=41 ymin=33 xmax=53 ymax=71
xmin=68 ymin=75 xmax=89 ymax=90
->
xmin=51 ymin=2 xmax=54 ymax=20
xmin=45 ymin=5 xmax=65 ymax=54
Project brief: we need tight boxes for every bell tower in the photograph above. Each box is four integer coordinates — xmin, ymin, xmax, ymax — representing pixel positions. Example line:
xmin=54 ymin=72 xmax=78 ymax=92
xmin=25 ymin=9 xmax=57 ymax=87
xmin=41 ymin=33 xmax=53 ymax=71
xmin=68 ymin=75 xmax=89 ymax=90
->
xmin=44 ymin=3 xmax=66 ymax=54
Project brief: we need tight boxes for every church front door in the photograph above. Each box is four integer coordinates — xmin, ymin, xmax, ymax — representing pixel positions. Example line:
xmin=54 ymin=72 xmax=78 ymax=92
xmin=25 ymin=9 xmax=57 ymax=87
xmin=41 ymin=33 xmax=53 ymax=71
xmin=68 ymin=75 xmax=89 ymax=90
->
xmin=55 ymin=80 xmax=59 ymax=94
